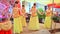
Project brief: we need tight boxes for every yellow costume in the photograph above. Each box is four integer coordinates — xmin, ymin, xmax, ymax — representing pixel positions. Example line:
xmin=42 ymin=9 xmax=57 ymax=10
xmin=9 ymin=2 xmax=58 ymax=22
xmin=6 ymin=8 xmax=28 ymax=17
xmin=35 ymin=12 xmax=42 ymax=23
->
xmin=13 ymin=7 xmax=23 ymax=33
xmin=28 ymin=8 xmax=40 ymax=30
xmin=44 ymin=9 xmax=52 ymax=29
xmin=21 ymin=9 xmax=27 ymax=27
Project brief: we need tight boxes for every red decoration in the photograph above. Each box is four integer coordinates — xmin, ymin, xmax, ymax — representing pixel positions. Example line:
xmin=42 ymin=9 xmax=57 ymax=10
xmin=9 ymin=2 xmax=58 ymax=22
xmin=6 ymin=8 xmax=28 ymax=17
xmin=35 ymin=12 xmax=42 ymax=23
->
xmin=47 ymin=3 xmax=56 ymax=7
xmin=47 ymin=3 xmax=60 ymax=8
xmin=54 ymin=5 xmax=60 ymax=8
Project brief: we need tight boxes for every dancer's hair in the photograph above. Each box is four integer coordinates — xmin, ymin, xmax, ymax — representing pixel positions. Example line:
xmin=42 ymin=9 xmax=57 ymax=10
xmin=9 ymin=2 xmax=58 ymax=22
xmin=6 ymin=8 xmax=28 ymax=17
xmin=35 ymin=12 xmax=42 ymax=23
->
xmin=22 ymin=5 xmax=25 ymax=7
xmin=13 ymin=1 xmax=18 ymax=7
xmin=15 ymin=1 xmax=19 ymax=4
xmin=33 ymin=3 xmax=36 ymax=6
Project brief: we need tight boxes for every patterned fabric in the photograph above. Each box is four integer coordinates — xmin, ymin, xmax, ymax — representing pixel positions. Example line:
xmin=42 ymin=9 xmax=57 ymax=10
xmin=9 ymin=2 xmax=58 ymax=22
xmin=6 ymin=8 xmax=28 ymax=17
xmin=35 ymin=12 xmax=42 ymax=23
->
xmin=20 ymin=16 xmax=27 ymax=27
xmin=14 ymin=16 xmax=23 ymax=33
xmin=28 ymin=16 xmax=40 ymax=30
xmin=44 ymin=16 xmax=52 ymax=29
xmin=13 ymin=7 xmax=20 ymax=18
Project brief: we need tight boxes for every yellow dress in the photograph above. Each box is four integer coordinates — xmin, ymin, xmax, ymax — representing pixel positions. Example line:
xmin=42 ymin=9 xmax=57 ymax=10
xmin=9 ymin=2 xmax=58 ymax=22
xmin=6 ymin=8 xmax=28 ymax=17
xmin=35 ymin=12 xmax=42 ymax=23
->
xmin=13 ymin=7 xmax=23 ymax=33
xmin=44 ymin=9 xmax=52 ymax=29
xmin=28 ymin=8 xmax=40 ymax=30
xmin=21 ymin=9 xmax=27 ymax=27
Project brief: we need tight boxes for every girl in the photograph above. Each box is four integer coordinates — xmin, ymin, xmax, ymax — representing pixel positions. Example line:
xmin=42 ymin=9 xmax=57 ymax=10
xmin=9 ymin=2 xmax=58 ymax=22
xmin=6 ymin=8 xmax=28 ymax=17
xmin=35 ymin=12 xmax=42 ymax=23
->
xmin=28 ymin=3 xmax=40 ymax=30
xmin=13 ymin=1 xmax=23 ymax=34
xmin=21 ymin=5 xmax=27 ymax=27
xmin=44 ymin=6 xmax=52 ymax=29
xmin=0 ymin=16 xmax=12 ymax=34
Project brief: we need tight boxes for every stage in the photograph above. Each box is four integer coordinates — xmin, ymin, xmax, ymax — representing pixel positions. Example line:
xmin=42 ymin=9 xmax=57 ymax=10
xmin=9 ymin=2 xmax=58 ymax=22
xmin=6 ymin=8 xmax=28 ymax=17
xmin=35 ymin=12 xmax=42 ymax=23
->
xmin=20 ymin=22 xmax=60 ymax=34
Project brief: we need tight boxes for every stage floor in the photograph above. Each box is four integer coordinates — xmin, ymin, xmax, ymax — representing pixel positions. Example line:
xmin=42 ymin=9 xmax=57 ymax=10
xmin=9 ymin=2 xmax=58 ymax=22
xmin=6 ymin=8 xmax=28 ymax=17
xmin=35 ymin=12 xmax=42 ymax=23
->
xmin=20 ymin=22 xmax=60 ymax=34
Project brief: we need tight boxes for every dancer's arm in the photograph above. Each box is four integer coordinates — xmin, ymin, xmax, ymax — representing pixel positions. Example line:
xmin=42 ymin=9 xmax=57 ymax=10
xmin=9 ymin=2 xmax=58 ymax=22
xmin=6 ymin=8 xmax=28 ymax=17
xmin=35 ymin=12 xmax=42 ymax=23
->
xmin=37 ymin=10 xmax=43 ymax=15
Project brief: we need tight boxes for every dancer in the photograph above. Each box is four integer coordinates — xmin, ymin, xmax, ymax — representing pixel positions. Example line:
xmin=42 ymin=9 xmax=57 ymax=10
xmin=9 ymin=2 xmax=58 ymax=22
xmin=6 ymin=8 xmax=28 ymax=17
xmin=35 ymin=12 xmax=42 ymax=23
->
xmin=28 ymin=3 xmax=40 ymax=30
xmin=0 ymin=12 xmax=12 ymax=34
xmin=0 ymin=19 xmax=12 ymax=34
xmin=44 ymin=6 xmax=52 ymax=29
xmin=21 ymin=5 xmax=27 ymax=27
xmin=13 ymin=1 xmax=23 ymax=34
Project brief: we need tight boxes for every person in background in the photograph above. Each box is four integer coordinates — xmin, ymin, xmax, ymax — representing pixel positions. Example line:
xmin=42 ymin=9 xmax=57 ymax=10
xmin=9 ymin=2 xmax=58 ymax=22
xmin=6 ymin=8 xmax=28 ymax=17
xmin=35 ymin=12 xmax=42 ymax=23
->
xmin=37 ymin=8 xmax=45 ymax=23
xmin=28 ymin=3 xmax=40 ymax=30
xmin=21 ymin=5 xmax=27 ymax=27
xmin=59 ymin=12 xmax=60 ymax=16
xmin=13 ymin=1 xmax=23 ymax=34
xmin=44 ymin=6 xmax=52 ymax=29
xmin=59 ymin=12 xmax=60 ymax=22
xmin=56 ymin=12 xmax=60 ymax=23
